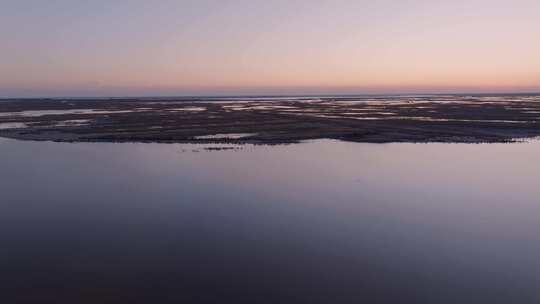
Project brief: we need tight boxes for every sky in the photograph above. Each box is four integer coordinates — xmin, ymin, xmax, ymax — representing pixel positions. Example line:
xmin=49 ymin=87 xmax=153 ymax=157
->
xmin=1 ymin=0 xmax=540 ymax=97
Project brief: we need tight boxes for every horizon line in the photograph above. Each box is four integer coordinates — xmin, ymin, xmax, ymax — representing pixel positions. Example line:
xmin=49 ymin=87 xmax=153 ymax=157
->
xmin=2 ymin=91 xmax=540 ymax=100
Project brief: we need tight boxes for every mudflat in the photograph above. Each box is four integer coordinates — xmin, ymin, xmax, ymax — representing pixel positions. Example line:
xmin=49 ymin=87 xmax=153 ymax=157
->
xmin=1 ymin=95 xmax=540 ymax=144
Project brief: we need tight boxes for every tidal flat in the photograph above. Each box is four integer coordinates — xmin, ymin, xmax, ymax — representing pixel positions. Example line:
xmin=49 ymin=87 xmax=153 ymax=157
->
xmin=2 ymin=94 xmax=540 ymax=143
xmin=3 ymin=95 xmax=540 ymax=303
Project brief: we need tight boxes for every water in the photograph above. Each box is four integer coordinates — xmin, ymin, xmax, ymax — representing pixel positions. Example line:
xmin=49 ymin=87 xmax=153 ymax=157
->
xmin=2 ymin=138 xmax=540 ymax=303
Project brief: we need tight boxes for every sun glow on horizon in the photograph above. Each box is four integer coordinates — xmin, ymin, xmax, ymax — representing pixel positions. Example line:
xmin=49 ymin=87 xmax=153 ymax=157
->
xmin=1 ymin=0 xmax=539 ymax=97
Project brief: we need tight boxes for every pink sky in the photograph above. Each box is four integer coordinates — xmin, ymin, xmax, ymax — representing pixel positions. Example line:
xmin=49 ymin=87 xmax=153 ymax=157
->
xmin=1 ymin=0 xmax=539 ymax=97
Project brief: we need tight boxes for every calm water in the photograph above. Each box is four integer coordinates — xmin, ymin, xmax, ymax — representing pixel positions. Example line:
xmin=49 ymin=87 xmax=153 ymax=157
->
xmin=2 ymin=138 xmax=540 ymax=303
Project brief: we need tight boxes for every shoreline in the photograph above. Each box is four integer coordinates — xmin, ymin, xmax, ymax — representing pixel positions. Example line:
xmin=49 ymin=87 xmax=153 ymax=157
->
xmin=1 ymin=96 xmax=540 ymax=144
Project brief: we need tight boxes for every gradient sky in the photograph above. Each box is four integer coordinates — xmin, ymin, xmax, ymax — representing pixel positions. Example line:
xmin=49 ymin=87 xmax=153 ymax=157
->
xmin=1 ymin=0 xmax=540 ymax=97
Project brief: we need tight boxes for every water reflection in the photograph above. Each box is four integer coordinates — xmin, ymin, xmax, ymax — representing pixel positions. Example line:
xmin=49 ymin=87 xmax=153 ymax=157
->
xmin=1 ymin=138 xmax=540 ymax=303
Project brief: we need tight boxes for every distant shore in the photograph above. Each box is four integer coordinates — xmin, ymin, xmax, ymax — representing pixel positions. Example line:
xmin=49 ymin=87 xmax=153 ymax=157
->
xmin=1 ymin=95 xmax=540 ymax=144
